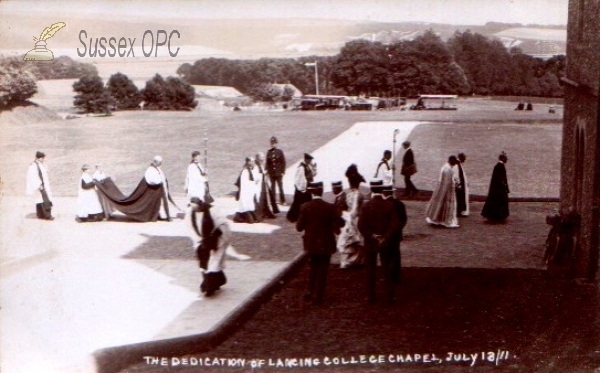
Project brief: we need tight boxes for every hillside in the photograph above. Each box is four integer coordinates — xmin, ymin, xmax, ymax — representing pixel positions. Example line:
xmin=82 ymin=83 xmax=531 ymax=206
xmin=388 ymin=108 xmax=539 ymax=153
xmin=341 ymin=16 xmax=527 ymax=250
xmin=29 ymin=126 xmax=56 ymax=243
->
xmin=2 ymin=11 xmax=566 ymax=60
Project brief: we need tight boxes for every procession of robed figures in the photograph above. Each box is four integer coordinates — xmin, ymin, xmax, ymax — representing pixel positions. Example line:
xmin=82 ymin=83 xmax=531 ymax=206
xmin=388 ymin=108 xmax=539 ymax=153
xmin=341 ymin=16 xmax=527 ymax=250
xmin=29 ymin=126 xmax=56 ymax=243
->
xmin=26 ymin=131 xmax=512 ymax=301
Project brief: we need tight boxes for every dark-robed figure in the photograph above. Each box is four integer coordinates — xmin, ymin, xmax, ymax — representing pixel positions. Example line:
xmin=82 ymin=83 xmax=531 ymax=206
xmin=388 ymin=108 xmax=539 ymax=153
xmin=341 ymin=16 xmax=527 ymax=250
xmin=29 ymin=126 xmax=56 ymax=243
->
xmin=287 ymin=153 xmax=316 ymax=222
xmin=254 ymin=152 xmax=280 ymax=220
xmin=296 ymin=182 xmax=345 ymax=304
xmin=481 ymin=152 xmax=510 ymax=223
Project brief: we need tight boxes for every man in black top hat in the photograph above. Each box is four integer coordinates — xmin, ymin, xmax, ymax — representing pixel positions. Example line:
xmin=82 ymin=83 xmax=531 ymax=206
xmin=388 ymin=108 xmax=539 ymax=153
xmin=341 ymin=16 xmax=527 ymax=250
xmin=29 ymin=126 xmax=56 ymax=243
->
xmin=296 ymin=181 xmax=344 ymax=304
xmin=331 ymin=181 xmax=348 ymax=215
xmin=358 ymin=181 xmax=401 ymax=304
xmin=266 ymin=136 xmax=287 ymax=205
xmin=382 ymin=185 xmax=408 ymax=284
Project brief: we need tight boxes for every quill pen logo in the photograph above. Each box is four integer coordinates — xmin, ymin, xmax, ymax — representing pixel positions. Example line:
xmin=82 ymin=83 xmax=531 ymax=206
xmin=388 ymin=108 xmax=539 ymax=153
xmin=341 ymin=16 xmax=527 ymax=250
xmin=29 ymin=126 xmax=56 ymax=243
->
xmin=23 ymin=22 xmax=66 ymax=62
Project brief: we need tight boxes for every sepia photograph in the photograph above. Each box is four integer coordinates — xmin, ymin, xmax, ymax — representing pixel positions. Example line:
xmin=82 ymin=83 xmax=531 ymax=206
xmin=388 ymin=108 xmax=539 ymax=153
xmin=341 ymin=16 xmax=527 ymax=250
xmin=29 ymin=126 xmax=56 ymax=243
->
xmin=1 ymin=0 xmax=598 ymax=372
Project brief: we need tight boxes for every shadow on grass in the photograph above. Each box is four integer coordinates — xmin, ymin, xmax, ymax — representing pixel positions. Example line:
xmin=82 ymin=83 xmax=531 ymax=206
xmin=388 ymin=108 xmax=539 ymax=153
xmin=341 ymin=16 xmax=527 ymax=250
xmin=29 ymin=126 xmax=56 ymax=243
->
xmin=161 ymin=265 xmax=599 ymax=373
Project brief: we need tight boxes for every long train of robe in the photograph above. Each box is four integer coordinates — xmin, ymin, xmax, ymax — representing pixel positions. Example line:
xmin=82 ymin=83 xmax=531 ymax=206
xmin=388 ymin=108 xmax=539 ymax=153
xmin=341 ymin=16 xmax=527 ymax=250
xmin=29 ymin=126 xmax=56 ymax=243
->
xmin=94 ymin=177 xmax=168 ymax=222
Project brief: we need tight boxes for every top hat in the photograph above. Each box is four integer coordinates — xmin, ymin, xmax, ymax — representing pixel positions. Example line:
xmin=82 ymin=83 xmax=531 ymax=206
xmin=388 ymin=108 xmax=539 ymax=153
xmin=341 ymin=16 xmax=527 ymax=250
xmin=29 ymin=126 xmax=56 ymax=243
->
xmin=369 ymin=180 xmax=384 ymax=193
xmin=331 ymin=181 xmax=343 ymax=188
xmin=307 ymin=181 xmax=323 ymax=191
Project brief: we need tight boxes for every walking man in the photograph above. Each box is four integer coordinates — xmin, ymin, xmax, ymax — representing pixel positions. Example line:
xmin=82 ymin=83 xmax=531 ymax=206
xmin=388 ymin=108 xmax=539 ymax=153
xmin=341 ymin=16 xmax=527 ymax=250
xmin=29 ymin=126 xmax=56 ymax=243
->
xmin=266 ymin=136 xmax=287 ymax=205
xmin=26 ymin=151 xmax=54 ymax=220
xmin=358 ymin=181 xmax=401 ymax=304
xmin=296 ymin=182 xmax=344 ymax=305
xmin=401 ymin=141 xmax=418 ymax=196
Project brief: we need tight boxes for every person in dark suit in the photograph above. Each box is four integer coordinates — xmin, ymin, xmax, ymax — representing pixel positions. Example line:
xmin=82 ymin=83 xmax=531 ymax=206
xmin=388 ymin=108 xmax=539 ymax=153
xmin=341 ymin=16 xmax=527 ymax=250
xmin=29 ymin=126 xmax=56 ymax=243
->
xmin=296 ymin=181 xmax=344 ymax=304
xmin=266 ymin=136 xmax=287 ymax=205
xmin=401 ymin=141 xmax=418 ymax=196
xmin=358 ymin=181 xmax=401 ymax=304
xmin=331 ymin=181 xmax=348 ymax=215
xmin=382 ymin=185 xmax=408 ymax=284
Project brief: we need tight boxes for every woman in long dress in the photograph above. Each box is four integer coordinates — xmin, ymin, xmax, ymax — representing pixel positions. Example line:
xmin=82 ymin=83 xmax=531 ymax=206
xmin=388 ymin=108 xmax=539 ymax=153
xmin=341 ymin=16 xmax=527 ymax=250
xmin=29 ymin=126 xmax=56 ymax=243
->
xmin=337 ymin=164 xmax=366 ymax=268
xmin=425 ymin=156 xmax=460 ymax=228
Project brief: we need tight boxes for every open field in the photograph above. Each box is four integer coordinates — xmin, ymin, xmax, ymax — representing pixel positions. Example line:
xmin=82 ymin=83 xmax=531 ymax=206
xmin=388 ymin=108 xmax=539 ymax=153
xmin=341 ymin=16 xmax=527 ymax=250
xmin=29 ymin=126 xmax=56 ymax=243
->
xmin=1 ymin=97 xmax=562 ymax=203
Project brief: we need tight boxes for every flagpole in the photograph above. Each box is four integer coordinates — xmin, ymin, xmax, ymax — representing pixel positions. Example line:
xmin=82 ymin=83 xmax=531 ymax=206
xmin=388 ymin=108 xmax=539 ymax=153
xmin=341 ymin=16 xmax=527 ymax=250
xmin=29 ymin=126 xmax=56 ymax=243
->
xmin=304 ymin=61 xmax=319 ymax=95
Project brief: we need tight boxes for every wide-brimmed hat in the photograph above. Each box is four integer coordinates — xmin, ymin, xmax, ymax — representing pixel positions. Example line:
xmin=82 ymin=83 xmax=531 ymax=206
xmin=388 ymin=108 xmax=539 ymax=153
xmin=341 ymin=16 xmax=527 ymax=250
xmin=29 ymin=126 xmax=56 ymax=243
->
xmin=369 ymin=180 xmax=385 ymax=193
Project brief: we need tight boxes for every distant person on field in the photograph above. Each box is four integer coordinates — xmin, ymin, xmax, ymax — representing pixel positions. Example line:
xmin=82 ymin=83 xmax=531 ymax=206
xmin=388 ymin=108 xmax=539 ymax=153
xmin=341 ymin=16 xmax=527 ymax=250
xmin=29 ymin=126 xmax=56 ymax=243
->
xmin=481 ymin=151 xmax=510 ymax=223
xmin=455 ymin=153 xmax=470 ymax=217
xmin=401 ymin=141 xmax=418 ymax=197
xmin=296 ymin=181 xmax=344 ymax=305
xmin=374 ymin=150 xmax=393 ymax=186
xmin=425 ymin=155 xmax=460 ymax=228
xmin=26 ymin=151 xmax=54 ymax=220
xmin=526 ymin=102 xmax=533 ymax=111
xmin=515 ymin=101 xmax=525 ymax=110
xmin=76 ymin=164 xmax=104 ymax=222
xmin=266 ymin=136 xmax=287 ymax=205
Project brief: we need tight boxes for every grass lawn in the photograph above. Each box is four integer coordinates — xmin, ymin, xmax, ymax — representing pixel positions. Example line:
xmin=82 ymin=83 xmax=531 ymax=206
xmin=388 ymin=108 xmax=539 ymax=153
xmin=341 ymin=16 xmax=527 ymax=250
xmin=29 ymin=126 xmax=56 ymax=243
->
xmin=1 ymin=97 xmax=562 ymax=200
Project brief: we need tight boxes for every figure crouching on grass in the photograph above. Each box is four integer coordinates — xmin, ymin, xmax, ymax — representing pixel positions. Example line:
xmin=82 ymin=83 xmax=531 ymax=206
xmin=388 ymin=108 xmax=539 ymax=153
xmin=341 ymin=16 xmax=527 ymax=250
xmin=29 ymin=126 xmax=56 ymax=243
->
xmin=186 ymin=197 xmax=231 ymax=297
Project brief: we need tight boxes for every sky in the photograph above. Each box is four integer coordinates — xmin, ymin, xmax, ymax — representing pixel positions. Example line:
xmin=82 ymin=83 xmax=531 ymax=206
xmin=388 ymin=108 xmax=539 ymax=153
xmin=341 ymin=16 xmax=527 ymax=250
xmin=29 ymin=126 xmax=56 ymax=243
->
xmin=1 ymin=0 xmax=568 ymax=26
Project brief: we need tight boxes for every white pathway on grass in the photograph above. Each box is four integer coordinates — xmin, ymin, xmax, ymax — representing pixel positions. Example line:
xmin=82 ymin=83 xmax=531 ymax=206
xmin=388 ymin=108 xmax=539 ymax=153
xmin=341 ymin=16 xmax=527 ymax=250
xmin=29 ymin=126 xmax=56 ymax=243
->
xmin=283 ymin=121 xmax=422 ymax=193
xmin=0 ymin=121 xmax=421 ymax=373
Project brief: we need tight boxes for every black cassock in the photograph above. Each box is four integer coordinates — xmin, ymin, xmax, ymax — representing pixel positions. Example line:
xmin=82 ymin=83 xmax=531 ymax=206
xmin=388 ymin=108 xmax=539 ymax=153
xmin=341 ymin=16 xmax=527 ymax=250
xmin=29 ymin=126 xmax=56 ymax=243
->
xmin=481 ymin=162 xmax=510 ymax=222
xmin=95 ymin=177 xmax=168 ymax=222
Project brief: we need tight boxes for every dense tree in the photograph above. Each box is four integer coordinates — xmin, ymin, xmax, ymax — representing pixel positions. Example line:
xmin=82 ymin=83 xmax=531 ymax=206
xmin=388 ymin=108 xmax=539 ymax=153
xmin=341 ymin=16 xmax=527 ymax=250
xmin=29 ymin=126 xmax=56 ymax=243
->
xmin=141 ymin=74 xmax=197 ymax=111
xmin=177 ymin=30 xmax=565 ymax=100
xmin=106 ymin=72 xmax=142 ymax=110
xmin=0 ymin=57 xmax=37 ymax=109
xmin=72 ymin=75 xmax=114 ymax=114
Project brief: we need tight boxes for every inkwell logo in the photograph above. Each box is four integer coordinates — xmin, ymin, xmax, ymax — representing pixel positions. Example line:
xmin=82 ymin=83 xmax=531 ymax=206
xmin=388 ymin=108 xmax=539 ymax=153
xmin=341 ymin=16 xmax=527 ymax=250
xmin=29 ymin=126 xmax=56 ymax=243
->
xmin=23 ymin=22 xmax=66 ymax=62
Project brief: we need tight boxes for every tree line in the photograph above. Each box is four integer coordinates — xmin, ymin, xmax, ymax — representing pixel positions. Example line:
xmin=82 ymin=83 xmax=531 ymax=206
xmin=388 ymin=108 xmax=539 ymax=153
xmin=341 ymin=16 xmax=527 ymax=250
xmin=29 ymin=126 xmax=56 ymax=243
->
xmin=72 ymin=73 xmax=197 ymax=114
xmin=179 ymin=30 xmax=565 ymax=99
